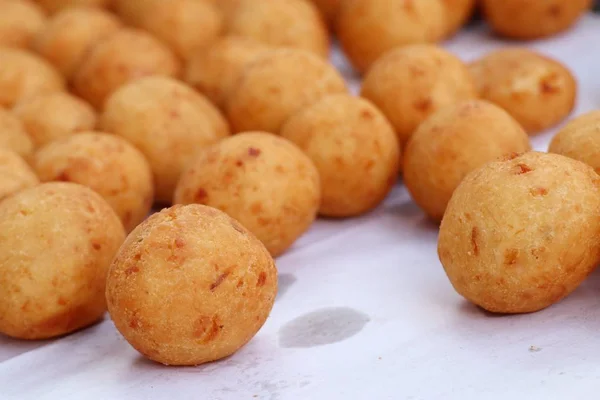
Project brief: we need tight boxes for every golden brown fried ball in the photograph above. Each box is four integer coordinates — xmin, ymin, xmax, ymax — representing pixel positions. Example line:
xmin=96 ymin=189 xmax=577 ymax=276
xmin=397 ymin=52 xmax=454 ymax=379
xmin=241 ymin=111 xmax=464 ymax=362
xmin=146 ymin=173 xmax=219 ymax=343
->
xmin=33 ymin=0 xmax=113 ymax=14
xmin=309 ymin=0 xmax=343 ymax=27
xmin=470 ymin=48 xmax=577 ymax=134
xmin=227 ymin=49 xmax=347 ymax=134
xmin=482 ymin=0 xmax=592 ymax=40
xmin=0 ymin=48 xmax=65 ymax=108
xmin=100 ymin=76 xmax=230 ymax=203
xmin=185 ymin=37 xmax=271 ymax=110
xmin=404 ymin=100 xmax=531 ymax=221
xmin=336 ymin=0 xmax=446 ymax=73
xmin=226 ymin=0 xmax=329 ymax=58
xmin=0 ymin=108 xmax=34 ymax=159
xmin=174 ymin=132 xmax=320 ymax=257
xmin=438 ymin=152 xmax=600 ymax=314
xmin=106 ymin=204 xmax=277 ymax=366
xmin=33 ymin=7 xmax=122 ymax=80
xmin=281 ymin=94 xmax=401 ymax=217
xmin=549 ymin=111 xmax=600 ymax=174
xmin=72 ymin=28 xmax=182 ymax=110
xmin=441 ymin=0 xmax=476 ymax=37
xmin=13 ymin=92 xmax=97 ymax=150
xmin=33 ymin=132 xmax=154 ymax=232
xmin=0 ymin=149 xmax=39 ymax=202
xmin=0 ymin=182 xmax=125 ymax=339
xmin=0 ymin=0 xmax=46 ymax=49
xmin=361 ymin=45 xmax=477 ymax=145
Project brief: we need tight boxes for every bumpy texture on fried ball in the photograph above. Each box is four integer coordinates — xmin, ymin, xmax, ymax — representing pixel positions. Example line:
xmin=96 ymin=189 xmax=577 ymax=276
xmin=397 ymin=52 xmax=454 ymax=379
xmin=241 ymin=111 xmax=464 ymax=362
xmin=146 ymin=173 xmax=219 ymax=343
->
xmin=0 ymin=108 xmax=34 ymax=159
xmin=174 ymin=132 xmax=320 ymax=257
xmin=549 ymin=111 xmax=600 ymax=174
xmin=441 ymin=0 xmax=476 ymax=37
xmin=106 ymin=204 xmax=277 ymax=366
xmin=438 ymin=152 xmax=600 ymax=314
xmin=34 ymin=0 xmax=113 ymax=14
xmin=482 ymin=0 xmax=592 ymax=40
xmin=0 ymin=48 xmax=65 ymax=108
xmin=13 ymin=92 xmax=97 ymax=149
xmin=0 ymin=149 xmax=39 ymax=202
xmin=404 ymin=100 xmax=531 ymax=221
xmin=470 ymin=48 xmax=577 ymax=134
xmin=0 ymin=182 xmax=125 ymax=339
xmin=361 ymin=45 xmax=477 ymax=145
xmin=336 ymin=0 xmax=446 ymax=73
xmin=72 ymin=28 xmax=181 ymax=110
xmin=281 ymin=94 xmax=401 ymax=217
xmin=185 ymin=36 xmax=271 ymax=110
xmin=33 ymin=7 xmax=122 ymax=80
xmin=100 ymin=76 xmax=230 ymax=203
xmin=0 ymin=0 xmax=46 ymax=49
xmin=33 ymin=133 xmax=154 ymax=232
xmin=225 ymin=0 xmax=329 ymax=58
xmin=227 ymin=49 xmax=347 ymax=134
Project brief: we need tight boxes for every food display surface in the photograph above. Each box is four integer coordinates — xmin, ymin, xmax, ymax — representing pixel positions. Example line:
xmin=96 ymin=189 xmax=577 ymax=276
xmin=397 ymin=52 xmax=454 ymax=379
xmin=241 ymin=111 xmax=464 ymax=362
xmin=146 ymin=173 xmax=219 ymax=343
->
xmin=2 ymin=15 xmax=600 ymax=399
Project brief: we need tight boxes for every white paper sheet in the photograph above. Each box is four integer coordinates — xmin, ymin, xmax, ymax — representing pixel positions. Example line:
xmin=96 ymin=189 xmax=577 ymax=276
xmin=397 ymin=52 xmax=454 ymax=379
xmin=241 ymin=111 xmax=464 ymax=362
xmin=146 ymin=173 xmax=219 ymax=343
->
xmin=2 ymin=16 xmax=600 ymax=400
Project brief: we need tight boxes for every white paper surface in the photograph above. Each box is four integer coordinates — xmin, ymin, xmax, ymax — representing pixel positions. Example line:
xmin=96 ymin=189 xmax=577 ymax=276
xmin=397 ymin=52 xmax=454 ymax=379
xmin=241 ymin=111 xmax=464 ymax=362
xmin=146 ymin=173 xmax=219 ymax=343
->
xmin=2 ymin=16 xmax=600 ymax=400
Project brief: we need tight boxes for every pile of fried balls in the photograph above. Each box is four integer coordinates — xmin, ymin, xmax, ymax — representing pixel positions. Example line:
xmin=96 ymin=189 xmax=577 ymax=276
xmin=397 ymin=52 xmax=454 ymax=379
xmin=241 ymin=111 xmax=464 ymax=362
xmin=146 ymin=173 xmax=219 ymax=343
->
xmin=0 ymin=0 xmax=597 ymax=366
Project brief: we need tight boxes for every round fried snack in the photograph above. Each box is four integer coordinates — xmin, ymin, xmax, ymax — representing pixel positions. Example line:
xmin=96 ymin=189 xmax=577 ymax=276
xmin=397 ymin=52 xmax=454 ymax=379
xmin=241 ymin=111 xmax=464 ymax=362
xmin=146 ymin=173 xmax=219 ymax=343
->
xmin=336 ymin=0 xmax=446 ymax=73
xmin=226 ymin=0 xmax=329 ymax=58
xmin=361 ymin=45 xmax=477 ymax=145
xmin=0 ymin=149 xmax=39 ymax=202
xmin=438 ymin=152 xmax=600 ymax=314
xmin=72 ymin=28 xmax=181 ymax=110
xmin=33 ymin=0 xmax=113 ymax=14
xmin=469 ymin=48 xmax=577 ymax=134
xmin=0 ymin=48 xmax=65 ymax=108
xmin=13 ymin=92 xmax=97 ymax=149
xmin=174 ymin=132 xmax=320 ymax=257
xmin=0 ymin=108 xmax=33 ymax=159
xmin=482 ymin=0 xmax=592 ymax=40
xmin=441 ymin=0 xmax=476 ymax=37
xmin=227 ymin=49 xmax=347 ymax=134
xmin=0 ymin=0 xmax=46 ymax=49
xmin=281 ymin=94 xmax=400 ymax=217
xmin=404 ymin=100 xmax=531 ymax=221
xmin=100 ymin=76 xmax=230 ymax=203
xmin=309 ymin=0 xmax=342 ymax=27
xmin=33 ymin=7 xmax=122 ymax=80
xmin=106 ymin=204 xmax=277 ymax=366
xmin=33 ymin=133 xmax=154 ymax=232
xmin=0 ymin=182 xmax=125 ymax=339
xmin=549 ymin=111 xmax=600 ymax=174
xmin=185 ymin=37 xmax=271 ymax=110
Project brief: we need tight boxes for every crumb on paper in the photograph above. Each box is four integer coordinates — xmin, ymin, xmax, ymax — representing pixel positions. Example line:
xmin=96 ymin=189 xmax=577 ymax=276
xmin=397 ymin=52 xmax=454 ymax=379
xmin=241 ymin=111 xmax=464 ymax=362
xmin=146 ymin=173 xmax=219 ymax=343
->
xmin=529 ymin=345 xmax=542 ymax=352
xmin=378 ymin=356 xmax=382 ymax=360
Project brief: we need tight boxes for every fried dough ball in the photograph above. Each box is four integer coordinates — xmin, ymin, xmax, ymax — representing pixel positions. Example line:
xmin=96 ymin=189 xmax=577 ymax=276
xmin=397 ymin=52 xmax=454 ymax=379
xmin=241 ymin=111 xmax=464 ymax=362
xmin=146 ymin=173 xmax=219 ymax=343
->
xmin=106 ymin=204 xmax=277 ymax=366
xmin=549 ymin=111 xmax=600 ymax=174
xmin=227 ymin=49 xmax=347 ymax=134
xmin=0 ymin=48 xmax=65 ymax=108
xmin=33 ymin=0 xmax=113 ymax=14
xmin=441 ymin=0 xmax=477 ymax=37
xmin=309 ymin=0 xmax=343 ymax=26
xmin=0 ymin=0 xmax=46 ymax=49
xmin=33 ymin=7 xmax=122 ymax=80
xmin=438 ymin=152 xmax=600 ymax=314
xmin=336 ymin=0 xmax=446 ymax=73
xmin=33 ymin=133 xmax=154 ymax=232
xmin=225 ymin=0 xmax=329 ymax=58
xmin=470 ymin=48 xmax=577 ymax=134
xmin=0 ymin=108 xmax=34 ymax=159
xmin=482 ymin=0 xmax=592 ymax=40
xmin=13 ymin=92 xmax=97 ymax=149
xmin=72 ymin=28 xmax=182 ymax=110
xmin=100 ymin=76 xmax=230 ymax=203
xmin=281 ymin=94 xmax=401 ymax=217
xmin=361 ymin=45 xmax=477 ymax=145
xmin=174 ymin=132 xmax=320 ymax=257
xmin=404 ymin=100 xmax=531 ymax=221
xmin=185 ymin=37 xmax=271 ymax=110
xmin=0 ymin=149 xmax=39 ymax=202
xmin=0 ymin=182 xmax=125 ymax=339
